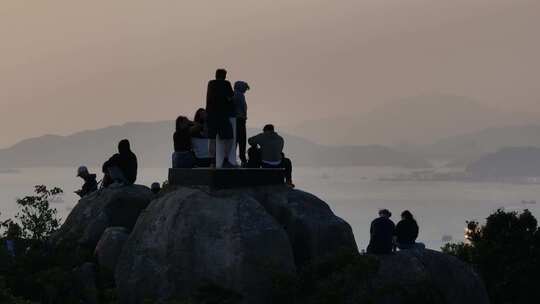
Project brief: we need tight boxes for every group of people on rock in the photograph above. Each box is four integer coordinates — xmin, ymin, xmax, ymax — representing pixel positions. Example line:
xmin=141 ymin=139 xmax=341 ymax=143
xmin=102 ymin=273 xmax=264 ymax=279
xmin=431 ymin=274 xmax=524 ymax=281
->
xmin=74 ymin=68 xmax=294 ymax=197
xmin=367 ymin=209 xmax=425 ymax=254
xmin=172 ymin=68 xmax=294 ymax=186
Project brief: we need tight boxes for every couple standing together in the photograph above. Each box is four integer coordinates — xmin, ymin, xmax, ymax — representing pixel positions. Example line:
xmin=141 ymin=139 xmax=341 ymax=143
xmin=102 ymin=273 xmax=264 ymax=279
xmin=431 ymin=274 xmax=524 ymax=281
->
xmin=206 ymin=69 xmax=250 ymax=168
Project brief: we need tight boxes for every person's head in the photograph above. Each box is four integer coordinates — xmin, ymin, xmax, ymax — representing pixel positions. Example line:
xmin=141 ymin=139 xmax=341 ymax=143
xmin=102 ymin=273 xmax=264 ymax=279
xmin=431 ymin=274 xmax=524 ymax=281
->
xmin=401 ymin=210 xmax=414 ymax=221
xmin=234 ymin=81 xmax=250 ymax=93
xmin=215 ymin=69 xmax=227 ymax=80
xmin=77 ymin=166 xmax=89 ymax=178
xmin=151 ymin=182 xmax=161 ymax=194
xmin=194 ymin=108 xmax=207 ymax=124
xmin=6 ymin=222 xmax=22 ymax=239
xmin=379 ymin=209 xmax=392 ymax=218
xmin=263 ymin=124 xmax=275 ymax=133
xmin=175 ymin=116 xmax=191 ymax=131
xmin=118 ymin=139 xmax=131 ymax=154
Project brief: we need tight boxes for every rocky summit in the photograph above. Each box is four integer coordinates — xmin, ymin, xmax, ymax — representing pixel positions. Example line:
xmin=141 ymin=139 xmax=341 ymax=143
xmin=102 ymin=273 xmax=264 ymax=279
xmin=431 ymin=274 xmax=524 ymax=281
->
xmin=54 ymin=184 xmax=489 ymax=304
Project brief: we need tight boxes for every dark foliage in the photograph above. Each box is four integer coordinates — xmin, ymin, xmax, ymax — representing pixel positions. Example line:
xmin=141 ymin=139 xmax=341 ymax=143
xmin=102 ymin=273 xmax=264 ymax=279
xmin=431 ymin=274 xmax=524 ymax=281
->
xmin=442 ymin=209 xmax=540 ymax=304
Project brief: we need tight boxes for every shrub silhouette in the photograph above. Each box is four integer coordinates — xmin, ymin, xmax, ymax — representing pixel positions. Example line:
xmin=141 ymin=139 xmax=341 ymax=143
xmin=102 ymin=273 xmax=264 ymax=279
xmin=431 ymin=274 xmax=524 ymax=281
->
xmin=443 ymin=209 xmax=540 ymax=304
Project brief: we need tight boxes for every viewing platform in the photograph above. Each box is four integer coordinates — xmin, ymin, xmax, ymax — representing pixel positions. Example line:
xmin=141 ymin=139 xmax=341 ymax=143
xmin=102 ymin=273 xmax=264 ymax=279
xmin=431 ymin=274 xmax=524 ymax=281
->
xmin=168 ymin=168 xmax=285 ymax=188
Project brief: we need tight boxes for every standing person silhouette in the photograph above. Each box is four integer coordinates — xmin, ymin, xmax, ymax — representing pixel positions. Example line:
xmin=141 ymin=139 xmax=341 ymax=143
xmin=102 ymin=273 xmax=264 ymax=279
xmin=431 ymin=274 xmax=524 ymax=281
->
xmin=206 ymin=69 xmax=235 ymax=168
xmin=233 ymin=81 xmax=250 ymax=166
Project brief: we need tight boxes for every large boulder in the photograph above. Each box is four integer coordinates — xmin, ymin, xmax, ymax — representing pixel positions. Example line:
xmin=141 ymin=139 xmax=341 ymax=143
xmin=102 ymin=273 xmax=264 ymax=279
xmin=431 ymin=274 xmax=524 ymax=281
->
xmin=95 ymin=227 xmax=130 ymax=274
xmin=371 ymin=249 xmax=489 ymax=304
xmin=248 ymin=186 xmax=358 ymax=266
xmin=52 ymin=185 xmax=153 ymax=249
xmin=116 ymin=187 xmax=297 ymax=304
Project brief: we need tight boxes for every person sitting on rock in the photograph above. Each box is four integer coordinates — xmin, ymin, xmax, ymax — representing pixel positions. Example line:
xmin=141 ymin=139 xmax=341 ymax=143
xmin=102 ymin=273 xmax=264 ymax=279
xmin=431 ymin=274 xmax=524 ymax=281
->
xmin=190 ymin=108 xmax=211 ymax=167
xmin=246 ymin=144 xmax=262 ymax=168
xmin=367 ymin=209 xmax=395 ymax=254
xmin=75 ymin=165 xmax=98 ymax=197
xmin=248 ymin=124 xmax=284 ymax=169
xmin=151 ymin=182 xmax=161 ymax=195
xmin=173 ymin=116 xmax=195 ymax=168
xmin=102 ymin=139 xmax=138 ymax=187
xmin=394 ymin=210 xmax=425 ymax=250
xmin=206 ymin=68 xmax=235 ymax=168
xmin=3 ymin=222 xmax=21 ymax=258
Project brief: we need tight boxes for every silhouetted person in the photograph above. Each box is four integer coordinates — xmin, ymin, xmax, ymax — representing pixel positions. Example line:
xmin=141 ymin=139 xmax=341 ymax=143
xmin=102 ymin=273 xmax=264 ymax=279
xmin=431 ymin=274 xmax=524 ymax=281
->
xmin=75 ymin=166 xmax=98 ymax=197
xmin=246 ymin=144 xmax=262 ymax=168
xmin=173 ymin=116 xmax=195 ymax=168
xmin=190 ymin=108 xmax=211 ymax=167
xmin=395 ymin=210 xmax=425 ymax=250
xmin=151 ymin=182 xmax=161 ymax=195
xmin=248 ymin=124 xmax=284 ymax=168
xmin=102 ymin=139 xmax=138 ymax=186
xmin=233 ymin=81 xmax=250 ymax=166
xmin=367 ymin=209 xmax=395 ymax=254
xmin=4 ymin=222 xmax=21 ymax=257
xmin=206 ymin=69 xmax=234 ymax=167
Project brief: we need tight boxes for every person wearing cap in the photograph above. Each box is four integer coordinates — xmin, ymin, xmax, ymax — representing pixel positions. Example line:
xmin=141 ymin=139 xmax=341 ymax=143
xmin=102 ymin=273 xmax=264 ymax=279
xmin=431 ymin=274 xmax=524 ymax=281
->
xmin=75 ymin=165 xmax=98 ymax=198
xmin=367 ymin=209 xmax=395 ymax=254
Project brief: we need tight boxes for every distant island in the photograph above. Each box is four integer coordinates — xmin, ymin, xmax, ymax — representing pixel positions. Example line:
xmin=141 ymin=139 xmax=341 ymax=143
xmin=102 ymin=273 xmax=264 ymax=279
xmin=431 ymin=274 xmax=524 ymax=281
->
xmin=382 ymin=146 xmax=540 ymax=184
xmin=0 ymin=121 xmax=430 ymax=169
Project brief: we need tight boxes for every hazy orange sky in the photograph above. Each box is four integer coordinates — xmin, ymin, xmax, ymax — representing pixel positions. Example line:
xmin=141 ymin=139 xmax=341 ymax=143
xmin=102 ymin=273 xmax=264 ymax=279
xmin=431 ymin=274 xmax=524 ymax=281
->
xmin=1 ymin=0 xmax=539 ymax=148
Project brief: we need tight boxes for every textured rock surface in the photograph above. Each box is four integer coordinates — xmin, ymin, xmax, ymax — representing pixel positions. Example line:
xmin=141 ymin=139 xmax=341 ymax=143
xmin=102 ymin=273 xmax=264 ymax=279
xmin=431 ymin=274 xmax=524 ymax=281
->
xmin=251 ymin=187 xmax=358 ymax=266
xmin=116 ymin=187 xmax=297 ymax=304
xmin=95 ymin=227 xmax=130 ymax=273
xmin=52 ymin=185 xmax=152 ymax=249
xmin=371 ymin=249 xmax=490 ymax=304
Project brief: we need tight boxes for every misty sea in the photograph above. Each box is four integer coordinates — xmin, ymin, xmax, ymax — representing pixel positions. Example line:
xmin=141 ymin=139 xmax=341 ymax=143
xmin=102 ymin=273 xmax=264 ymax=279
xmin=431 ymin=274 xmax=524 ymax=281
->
xmin=1 ymin=166 xmax=539 ymax=250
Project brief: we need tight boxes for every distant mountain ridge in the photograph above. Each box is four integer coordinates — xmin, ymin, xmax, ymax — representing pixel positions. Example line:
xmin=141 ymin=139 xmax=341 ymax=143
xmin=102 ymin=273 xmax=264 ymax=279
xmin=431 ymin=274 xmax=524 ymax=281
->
xmin=0 ymin=121 xmax=430 ymax=169
xmin=285 ymin=94 xmax=539 ymax=146
xmin=413 ymin=124 xmax=540 ymax=166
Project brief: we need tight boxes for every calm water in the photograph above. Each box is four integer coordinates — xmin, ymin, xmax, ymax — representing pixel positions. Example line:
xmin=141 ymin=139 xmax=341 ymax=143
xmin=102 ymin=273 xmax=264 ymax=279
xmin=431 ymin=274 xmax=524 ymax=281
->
xmin=1 ymin=167 xmax=539 ymax=250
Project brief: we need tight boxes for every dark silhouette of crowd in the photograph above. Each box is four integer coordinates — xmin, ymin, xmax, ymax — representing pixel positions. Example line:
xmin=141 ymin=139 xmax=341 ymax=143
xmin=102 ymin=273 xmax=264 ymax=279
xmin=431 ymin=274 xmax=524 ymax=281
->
xmin=74 ymin=68 xmax=294 ymax=196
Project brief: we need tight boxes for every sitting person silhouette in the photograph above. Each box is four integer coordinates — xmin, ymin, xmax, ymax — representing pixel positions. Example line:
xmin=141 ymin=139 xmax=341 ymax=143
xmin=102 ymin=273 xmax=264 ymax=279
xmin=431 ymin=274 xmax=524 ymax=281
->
xmin=190 ymin=109 xmax=211 ymax=167
xmin=75 ymin=166 xmax=98 ymax=197
xmin=248 ymin=124 xmax=284 ymax=168
xmin=206 ymin=69 xmax=235 ymax=168
xmin=173 ymin=116 xmax=195 ymax=168
xmin=246 ymin=144 xmax=262 ymax=168
xmin=367 ymin=209 xmax=395 ymax=254
xmin=394 ymin=210 xmax=425 ymax=250
xmin=151 ymin=182 xmax=161 ymax=195
xmin=102 ymin=139 xmax=138 ymax=187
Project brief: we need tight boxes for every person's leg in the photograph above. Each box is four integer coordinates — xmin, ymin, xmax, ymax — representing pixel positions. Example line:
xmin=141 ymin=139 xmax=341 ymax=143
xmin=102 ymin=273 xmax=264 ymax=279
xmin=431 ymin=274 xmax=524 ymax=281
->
xmin=227 ymin=117 xmax=238 ymax=166
xmin=282 ymin=158 xmax=294 ymax=186
xmin=237 ymin=118 xmax=247 ymax=164
xmin=216 ymin=134 xmax=224 ymax=168
xmin=207 ymin=120 xmax=217 ymax=167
